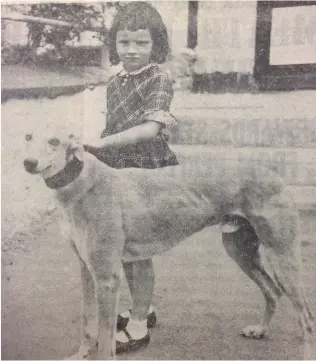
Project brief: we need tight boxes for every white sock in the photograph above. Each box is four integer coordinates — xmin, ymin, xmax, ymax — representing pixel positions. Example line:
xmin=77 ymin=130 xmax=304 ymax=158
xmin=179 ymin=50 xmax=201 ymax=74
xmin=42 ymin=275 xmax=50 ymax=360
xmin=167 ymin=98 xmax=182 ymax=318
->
xmin=120 ymin=305 xmax=154 ymax=318
xmin=116 ymin=318 xmax=147 ymax=342
xmin=120 ymin=309 xmax=131 ymax=318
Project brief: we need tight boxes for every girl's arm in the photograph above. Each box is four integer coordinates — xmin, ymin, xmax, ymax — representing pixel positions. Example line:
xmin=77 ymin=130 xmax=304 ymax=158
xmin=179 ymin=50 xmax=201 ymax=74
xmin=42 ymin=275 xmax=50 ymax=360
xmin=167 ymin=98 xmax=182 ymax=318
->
xmin=85 ymin=120 xmax=162 ymax=150
xmin=85 ymin=72 xmax=176 ymax=152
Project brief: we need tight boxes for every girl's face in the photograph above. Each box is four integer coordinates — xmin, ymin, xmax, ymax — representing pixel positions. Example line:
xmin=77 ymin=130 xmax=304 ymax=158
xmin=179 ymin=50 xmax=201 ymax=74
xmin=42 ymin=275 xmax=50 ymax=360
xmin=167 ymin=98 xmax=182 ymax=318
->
xmin=116 ymin=28 xmax=153 ymax=72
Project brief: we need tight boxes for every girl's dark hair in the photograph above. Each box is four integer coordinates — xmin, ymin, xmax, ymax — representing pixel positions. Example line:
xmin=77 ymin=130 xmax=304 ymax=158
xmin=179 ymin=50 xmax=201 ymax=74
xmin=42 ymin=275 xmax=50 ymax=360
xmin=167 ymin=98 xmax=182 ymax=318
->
xmin=107 ymin=2 xmax=171 ymax=65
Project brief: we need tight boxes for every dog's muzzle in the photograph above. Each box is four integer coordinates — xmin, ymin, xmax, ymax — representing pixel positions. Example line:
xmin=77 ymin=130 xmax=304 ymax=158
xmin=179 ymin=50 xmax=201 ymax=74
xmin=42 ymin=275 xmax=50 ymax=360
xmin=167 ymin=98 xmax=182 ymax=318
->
xmin=24 ymin=158 xmax=39 ymax=174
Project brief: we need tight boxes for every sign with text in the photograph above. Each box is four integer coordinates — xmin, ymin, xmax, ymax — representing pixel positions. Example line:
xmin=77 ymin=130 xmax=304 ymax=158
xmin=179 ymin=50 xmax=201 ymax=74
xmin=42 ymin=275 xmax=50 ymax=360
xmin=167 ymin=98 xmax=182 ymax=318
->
xmin=270 ymin=5 xmax=316 ymax=65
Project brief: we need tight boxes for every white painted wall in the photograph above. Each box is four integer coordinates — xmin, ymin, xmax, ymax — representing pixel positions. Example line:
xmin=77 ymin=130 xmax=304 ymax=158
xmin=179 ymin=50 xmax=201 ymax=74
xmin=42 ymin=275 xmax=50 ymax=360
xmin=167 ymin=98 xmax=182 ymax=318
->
xmin=152 ymin=1 xmax=257 ymax=72
xmin=2 ymin=20 xmax=29 ymax=45
xmin=150 ymin=1 xmax=188 ymax=51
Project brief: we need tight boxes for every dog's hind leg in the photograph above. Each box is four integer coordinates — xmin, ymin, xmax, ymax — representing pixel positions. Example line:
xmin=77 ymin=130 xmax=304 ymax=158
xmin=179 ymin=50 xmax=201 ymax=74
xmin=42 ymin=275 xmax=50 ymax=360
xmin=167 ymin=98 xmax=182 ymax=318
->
xmin=222 ymin=218 xmax=283 ymax=339
xmin=246 ymin=193 xmax=315 ymax=359
xmin=263 ymin=247 xmax=315 ymax=359
xmin=270 ymin=253 xmax=315 ymax=359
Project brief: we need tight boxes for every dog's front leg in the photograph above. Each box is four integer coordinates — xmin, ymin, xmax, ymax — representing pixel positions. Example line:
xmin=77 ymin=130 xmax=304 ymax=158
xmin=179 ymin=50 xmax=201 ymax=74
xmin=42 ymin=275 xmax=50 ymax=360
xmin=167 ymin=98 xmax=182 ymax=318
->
xmin=79 ymin=259 xmax=98 ymax=357
xmin=91 ymin=209 xmax=125 ymax=360
xmin=80 ymin=191 xmax=125 ymax=360
xmin=95 ymin=271 xmax=121 ymax=359
xmin=66 ymin=241 xmax=98 ymax=360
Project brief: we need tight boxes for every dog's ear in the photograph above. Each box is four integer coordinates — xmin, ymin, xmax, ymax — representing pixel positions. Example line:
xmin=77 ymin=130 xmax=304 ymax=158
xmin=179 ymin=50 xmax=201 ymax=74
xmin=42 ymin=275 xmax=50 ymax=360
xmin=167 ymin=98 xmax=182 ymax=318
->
xmin=25 ymin=133 xmax=33 ymax=142
xmin=68 ymin=134 xmax=81 ymax=150
xmin=67 ymin=134 xmax=83 ymax=161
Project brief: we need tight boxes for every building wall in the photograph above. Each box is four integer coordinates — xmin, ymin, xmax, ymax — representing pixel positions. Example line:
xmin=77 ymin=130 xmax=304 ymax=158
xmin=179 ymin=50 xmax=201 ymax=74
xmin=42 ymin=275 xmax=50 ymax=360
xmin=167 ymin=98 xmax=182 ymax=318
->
xmin=3 ymin=1 xmax=315 ymax=73
xmin=152 ymin=1 xmax=257 ymax=73
xmin=159 ymin=1 xmax=315 ymax=74
xmin=150 ymin=1 xmax=188 ymax=51
xmin=2 ymin=20 xmax=28 ymax=46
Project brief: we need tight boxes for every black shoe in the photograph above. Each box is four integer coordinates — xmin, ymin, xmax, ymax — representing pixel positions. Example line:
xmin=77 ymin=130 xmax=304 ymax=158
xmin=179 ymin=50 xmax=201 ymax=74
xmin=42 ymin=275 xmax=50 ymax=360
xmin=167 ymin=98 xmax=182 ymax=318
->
xmin=117 ymin=309 xmax=157 ymax=331
xmin=116 ymin=329 xmax=150 ymax=354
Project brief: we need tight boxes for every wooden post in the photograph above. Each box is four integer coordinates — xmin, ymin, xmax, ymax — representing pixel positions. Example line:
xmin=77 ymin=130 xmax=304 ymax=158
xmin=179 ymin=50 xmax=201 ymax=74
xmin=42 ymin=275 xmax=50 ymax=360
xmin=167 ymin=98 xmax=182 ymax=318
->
xmin=100 ymin=45 xmax=110 ymax=69
xmin=100 ymin=3 xmax=110 ymax=69
xmin=187 ymin=1 xmax=198 ymax=49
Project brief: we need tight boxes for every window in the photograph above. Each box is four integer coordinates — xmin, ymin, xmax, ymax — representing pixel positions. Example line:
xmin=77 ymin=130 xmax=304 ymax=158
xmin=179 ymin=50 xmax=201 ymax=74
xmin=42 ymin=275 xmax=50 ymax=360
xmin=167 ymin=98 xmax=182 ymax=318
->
xmin=254 ymin=1 xmax=316 ymax=90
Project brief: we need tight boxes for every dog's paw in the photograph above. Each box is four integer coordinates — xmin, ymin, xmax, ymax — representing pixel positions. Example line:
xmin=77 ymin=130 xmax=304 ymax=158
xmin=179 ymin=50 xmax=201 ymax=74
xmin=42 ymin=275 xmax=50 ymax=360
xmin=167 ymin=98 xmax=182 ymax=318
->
xmin=304 ymin=341 xmax=316 ymax=360
xmin=240 ymin=325 xmax=267 ymax=339
xmin=64 ymin=340 xmax=97 ymax=360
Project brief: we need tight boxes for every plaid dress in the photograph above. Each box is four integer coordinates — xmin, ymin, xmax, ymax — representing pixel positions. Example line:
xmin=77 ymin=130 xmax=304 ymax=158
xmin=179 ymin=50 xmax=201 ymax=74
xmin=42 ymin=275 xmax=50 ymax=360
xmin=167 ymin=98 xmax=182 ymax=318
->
xmin=95 ymin=64 xmax=178 ymax=169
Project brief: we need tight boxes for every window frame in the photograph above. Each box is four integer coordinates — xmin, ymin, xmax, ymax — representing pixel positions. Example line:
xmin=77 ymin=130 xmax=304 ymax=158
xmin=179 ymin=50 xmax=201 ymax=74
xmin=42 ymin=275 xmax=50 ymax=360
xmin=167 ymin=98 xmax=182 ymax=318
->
xmin=254 ymin=1 xmax=316 ymax=90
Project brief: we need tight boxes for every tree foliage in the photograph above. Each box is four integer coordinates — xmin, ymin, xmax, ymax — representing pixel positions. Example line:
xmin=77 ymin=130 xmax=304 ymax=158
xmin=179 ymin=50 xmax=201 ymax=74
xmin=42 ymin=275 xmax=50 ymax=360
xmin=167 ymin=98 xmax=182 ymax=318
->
xmin=2 ymin=2 xmax=123 ymax=65
xmin=26 ymin=4 xmax=104 ymax=49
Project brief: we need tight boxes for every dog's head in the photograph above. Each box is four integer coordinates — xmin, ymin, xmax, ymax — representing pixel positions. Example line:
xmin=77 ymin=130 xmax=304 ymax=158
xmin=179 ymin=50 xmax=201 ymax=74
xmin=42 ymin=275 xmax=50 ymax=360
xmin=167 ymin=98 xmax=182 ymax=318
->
xmin=23 ymin=132 xmax=83 ymax=184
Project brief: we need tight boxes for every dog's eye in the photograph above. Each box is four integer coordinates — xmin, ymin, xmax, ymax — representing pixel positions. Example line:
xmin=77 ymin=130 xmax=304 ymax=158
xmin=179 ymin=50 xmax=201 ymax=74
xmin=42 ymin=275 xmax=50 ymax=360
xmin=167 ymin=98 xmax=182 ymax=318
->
xmin=48 ymin=137 xmax=60 ymax=146
xmin=25 ymin=133 xmax=33 ymax=142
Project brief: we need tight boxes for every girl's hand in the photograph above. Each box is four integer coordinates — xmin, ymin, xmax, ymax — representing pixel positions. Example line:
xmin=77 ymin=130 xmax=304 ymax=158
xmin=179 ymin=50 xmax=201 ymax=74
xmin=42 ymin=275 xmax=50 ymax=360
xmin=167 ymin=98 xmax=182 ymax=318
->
xmin=83 ymin=144 xmax=93 ymax=152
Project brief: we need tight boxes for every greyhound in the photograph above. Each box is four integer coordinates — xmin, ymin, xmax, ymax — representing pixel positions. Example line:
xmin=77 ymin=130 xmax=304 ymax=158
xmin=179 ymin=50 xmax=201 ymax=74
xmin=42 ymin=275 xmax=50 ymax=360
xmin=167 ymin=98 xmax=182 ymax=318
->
xmin=23 ymin=133 xmax=315 ymax=360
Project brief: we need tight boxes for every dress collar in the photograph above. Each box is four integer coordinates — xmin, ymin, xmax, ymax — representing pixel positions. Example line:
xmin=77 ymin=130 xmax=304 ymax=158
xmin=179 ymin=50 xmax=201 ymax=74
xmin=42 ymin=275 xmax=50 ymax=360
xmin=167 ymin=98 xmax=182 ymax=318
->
xmin=118 ymin=63 xmax=156 ymax=77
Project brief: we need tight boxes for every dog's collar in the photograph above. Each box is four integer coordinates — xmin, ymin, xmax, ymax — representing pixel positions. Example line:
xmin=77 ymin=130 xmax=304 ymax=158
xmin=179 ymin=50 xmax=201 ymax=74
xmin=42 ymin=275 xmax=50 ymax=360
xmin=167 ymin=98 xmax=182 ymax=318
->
xmin=44 ymin=156 xmax=84 ymax=189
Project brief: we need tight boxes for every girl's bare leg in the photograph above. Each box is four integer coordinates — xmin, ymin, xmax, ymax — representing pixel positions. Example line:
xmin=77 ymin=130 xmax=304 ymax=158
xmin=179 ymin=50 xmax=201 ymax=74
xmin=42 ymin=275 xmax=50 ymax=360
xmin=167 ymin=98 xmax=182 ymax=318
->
xmin=123 ymin=262 xmax=134 ymax=300
xmin=122 ymin=260 xmax=155 ymax=319
xmin=130 ymin=259 xmax=155 ymax=321
xmin=117 ymin=259 xmax=155 ymax=343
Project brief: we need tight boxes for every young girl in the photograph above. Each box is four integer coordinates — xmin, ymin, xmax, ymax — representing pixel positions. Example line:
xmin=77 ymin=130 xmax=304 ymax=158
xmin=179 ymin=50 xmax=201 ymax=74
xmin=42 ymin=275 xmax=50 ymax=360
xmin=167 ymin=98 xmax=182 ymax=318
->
xmin=84 ymin=2 xmax=178 ymax=354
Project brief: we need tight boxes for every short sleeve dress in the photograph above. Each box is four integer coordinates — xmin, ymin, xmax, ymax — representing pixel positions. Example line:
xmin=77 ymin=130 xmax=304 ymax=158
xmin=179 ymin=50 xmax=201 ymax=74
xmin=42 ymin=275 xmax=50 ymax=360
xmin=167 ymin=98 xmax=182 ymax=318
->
xmin=94 ymin=64 xmax=179 ymax=169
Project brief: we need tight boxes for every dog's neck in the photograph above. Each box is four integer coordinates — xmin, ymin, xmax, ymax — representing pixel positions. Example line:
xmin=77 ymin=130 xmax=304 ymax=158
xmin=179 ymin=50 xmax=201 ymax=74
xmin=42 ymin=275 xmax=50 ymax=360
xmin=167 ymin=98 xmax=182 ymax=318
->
xmin=45 ymin=156 xmax=84 ymax=189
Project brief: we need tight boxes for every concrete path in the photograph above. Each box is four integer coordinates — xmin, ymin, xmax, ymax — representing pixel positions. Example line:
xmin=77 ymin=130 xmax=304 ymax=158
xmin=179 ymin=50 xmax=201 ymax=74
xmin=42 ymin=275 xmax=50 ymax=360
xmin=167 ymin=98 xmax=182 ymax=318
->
xmin=2 ymin=217 xmax=316 ymax=360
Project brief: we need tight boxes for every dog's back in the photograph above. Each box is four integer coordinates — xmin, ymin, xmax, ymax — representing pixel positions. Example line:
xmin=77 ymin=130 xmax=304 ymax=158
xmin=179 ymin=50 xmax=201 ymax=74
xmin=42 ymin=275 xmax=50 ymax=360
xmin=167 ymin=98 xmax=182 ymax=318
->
xmin=114 ymin=155 xmax=285 ymax=208
xmin=105 ymin=157 xmax=284 ymax=262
